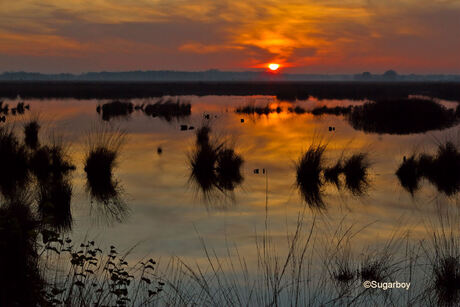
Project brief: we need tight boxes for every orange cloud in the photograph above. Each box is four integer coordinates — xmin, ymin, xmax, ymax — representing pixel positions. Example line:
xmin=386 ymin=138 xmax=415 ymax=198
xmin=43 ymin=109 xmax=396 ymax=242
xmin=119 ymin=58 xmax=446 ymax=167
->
xmin=0 ymin=0 xmax=459 ymax=72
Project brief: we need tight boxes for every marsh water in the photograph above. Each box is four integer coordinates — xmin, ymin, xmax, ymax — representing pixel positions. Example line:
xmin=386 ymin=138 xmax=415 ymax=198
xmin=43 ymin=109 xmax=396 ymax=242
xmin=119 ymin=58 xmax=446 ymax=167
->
xmin=4 ymin=95 xmax=460 ymax=273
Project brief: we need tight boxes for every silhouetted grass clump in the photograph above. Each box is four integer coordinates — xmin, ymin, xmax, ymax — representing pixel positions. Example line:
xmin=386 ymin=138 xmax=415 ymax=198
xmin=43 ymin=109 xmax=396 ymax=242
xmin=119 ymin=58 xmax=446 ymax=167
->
xmin=24 ymin=120 xmax=40 ymax=149
xmin=359 ymin=257 xmax=388 ymax=283
xmin=349 ymin=98 xmax=458 ymax=134
xmin=295 ymin=144 xmax=327 ymax=208
xmin=396 ymin=142 xmax=460 ymax=196
xmin=85 ymin=147 xmax=118 ymax=198
xmin=395 ymin=155 xmax=420 ymax=195
xmin=84 ymin=127 xmax=128 ymax=222
xmin=432 ymin=256 xmax=460 ymax=306
xmin=189 ymin=126 xmax=244 ymax=202
xmin=0 ymin=127 xmax=29 ymax=198
xmin=342 ymin=153 xmax=370 ymax=196
xmin=216 ymin=148 xmax=244 ymax=191
xmin=311 ymin=105 xmax=353 ymax=116
xmin=97 ymin=100 xmax=134 ymax=121
xmin=143 ymin=98 xmax=191 ymax=121
xmin=0 ymin=200 xmax=44 ymax=306
xmin=323 ymin=160 xmax=343 ymax=189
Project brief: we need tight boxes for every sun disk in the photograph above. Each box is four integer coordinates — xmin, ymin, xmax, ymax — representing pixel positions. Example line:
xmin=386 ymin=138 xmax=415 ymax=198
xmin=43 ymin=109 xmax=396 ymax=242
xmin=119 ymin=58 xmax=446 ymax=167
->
xmin=268 ymin=63 xmax=280 ymax=71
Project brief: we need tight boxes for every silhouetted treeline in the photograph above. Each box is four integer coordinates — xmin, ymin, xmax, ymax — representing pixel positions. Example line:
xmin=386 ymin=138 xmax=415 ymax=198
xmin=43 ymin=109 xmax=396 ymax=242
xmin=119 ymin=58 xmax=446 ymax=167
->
xmin=2 ymin=70 xmax=459 ymax=82
xmin=1 ymin=81 xmax=460 ymax=101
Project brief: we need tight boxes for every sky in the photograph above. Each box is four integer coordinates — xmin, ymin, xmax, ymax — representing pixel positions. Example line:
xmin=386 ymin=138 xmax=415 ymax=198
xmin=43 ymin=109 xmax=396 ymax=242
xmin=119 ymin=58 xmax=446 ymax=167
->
xmin=1 ymin=0 xmax=459 ymax=74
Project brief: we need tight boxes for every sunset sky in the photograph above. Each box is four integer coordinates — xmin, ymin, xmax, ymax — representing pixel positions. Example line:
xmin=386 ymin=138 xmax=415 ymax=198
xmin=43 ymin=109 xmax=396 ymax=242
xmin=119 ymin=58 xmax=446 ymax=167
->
xmin=1 ymin=0 xmax=459 ymax=73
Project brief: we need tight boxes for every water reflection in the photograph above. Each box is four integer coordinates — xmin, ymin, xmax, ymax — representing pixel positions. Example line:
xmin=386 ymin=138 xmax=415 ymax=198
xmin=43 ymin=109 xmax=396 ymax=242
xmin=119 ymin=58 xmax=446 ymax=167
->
xmin=1 ymin=94 xmax=460 ymax=305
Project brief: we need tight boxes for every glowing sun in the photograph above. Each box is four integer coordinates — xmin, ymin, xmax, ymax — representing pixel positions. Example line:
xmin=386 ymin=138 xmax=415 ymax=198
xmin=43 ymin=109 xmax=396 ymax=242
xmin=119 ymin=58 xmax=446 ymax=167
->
xmin=268 ymin=63 xmax=280 ymax=71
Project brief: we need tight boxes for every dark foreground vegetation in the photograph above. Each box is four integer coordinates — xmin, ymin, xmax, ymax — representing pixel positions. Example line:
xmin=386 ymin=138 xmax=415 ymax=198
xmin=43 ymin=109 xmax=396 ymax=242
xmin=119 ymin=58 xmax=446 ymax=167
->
xmin=3 ymin=202 xmax=460 ymax=306
xmin=1 ymin=81 xmax=460 ymax=101
xmin=396 ymin=141 xmax=460 ymax=196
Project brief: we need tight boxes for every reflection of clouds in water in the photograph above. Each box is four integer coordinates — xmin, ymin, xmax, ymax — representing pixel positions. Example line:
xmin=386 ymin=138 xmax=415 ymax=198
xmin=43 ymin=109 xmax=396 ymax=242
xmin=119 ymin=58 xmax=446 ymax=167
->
xmin=7 ymin=96 xmax=459 ymax=267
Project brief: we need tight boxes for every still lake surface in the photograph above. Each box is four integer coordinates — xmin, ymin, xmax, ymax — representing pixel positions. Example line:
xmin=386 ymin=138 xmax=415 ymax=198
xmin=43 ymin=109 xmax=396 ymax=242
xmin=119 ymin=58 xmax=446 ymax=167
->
xmin=4 ymin=95 xmax=460 ymax=269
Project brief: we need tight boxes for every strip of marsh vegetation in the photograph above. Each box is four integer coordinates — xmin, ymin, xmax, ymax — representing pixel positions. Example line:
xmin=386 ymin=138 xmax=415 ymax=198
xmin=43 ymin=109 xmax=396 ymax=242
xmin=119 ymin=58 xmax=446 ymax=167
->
xmin=142 ymin=98 xmax=191 ymax=121
xmin=1 ymin=81 xmax=460 ymax=101
xmin=296 ymin=142 xmax=370 ymax=208
xmin=288 ymin=98 xmax=459 ymax=135
xmin=349 ymin=98 xmax=459 ymax=134
xmin=311 ymin=105 xmax=353 ymax=116
xmin=235 ymin=104 xmax=281 ymax=115
xmin=396 ymin=141 xmax=460 ymax=196
xmin=188 ymin=125 xmax=244 ymax=206
xmin=84 ymin=125 xmax=129 ymax=223
xmin=97 ymin=100 xmax=134 ymax=121
xmin=96 ymin=98 xmax=191 ymax=122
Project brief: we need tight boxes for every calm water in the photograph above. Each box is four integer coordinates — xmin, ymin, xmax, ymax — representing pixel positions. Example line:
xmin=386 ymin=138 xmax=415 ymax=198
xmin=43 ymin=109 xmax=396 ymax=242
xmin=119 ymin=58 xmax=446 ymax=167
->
xmin=4 ymin=95 xmax=460 ymax=268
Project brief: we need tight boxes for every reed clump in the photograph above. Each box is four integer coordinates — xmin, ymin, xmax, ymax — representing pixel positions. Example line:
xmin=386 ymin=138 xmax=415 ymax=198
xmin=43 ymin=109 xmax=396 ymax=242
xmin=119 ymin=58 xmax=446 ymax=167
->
xmin=84 ymin=126 xmax=128 ymax=222
xmin=295 ymin=143 xmax=327 ymax=208
xmin=189 ymin=126 xmax=244 ymax=202
xmin=24 ymin=120 xmax=40 ymax=149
